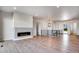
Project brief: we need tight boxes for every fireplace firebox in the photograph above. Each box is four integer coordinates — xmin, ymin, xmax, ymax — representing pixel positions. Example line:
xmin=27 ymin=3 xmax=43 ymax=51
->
xmin=17 ymin=32 xmax=31 ymax=37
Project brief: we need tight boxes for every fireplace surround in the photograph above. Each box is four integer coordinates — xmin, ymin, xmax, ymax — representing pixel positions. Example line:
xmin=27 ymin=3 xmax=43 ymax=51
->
xmin=15 ymin=28 xmax=33 ymax=38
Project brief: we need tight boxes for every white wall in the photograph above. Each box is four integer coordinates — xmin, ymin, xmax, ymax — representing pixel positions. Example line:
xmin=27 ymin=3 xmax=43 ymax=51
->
xmin=33 ymin=18 xmax=37 ymax=36
xmin=73 ymin=23 xmax=77 ymax=34
xmin=0 ymin=11 xmax=3 ymax=40
xmin=2 ymin=12 xmax=15 ymax=40
xmin=14 ymin=12 xmax=33 ymax=28
xmin=76 ymin=22 xmax=79 ymax=35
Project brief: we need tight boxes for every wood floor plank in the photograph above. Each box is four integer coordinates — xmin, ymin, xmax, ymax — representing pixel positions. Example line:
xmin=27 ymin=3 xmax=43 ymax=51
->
xmin=0 ymin=34 xmax=79 ymax=53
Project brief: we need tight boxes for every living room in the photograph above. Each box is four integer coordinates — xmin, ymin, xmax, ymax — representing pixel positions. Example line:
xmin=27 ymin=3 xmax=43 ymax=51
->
xmin=0 ymin=6 xmax=79 ymax=53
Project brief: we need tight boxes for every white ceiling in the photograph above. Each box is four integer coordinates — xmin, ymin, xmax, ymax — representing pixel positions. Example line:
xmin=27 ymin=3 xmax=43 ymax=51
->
xmin=0 ymin=6 xmax=79 ymax=21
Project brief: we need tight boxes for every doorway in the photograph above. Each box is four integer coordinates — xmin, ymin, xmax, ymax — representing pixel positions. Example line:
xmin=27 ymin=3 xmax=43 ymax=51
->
xmin=63 ymin=24 xmax=68 ymax=34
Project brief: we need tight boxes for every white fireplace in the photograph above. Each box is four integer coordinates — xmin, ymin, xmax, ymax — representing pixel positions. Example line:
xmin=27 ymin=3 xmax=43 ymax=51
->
xmin=1 ymin=11 xmax=33 ymax=40
xmin=14 ymin=28 xmax=33 ymax=40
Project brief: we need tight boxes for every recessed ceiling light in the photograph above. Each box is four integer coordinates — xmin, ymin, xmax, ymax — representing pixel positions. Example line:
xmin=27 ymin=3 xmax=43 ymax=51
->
xmin=13 ymin=7 xmax=16 ymax=10
xmin=56 ymin=6 xmax=60 ymax=8
xmin=63 ymin=15 xmax=69 ymax=20
xmin=62 ymin=13 xmax=70 ymax=20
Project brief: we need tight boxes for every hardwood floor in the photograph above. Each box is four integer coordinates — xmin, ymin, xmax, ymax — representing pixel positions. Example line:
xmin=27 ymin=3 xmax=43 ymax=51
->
xmin=0 ymin=34 xmax=79 ymax=53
